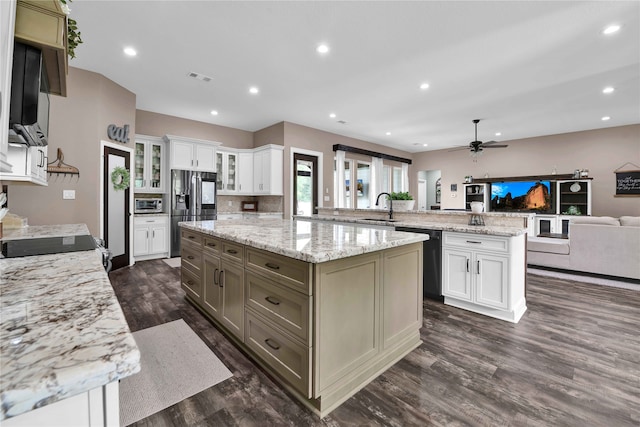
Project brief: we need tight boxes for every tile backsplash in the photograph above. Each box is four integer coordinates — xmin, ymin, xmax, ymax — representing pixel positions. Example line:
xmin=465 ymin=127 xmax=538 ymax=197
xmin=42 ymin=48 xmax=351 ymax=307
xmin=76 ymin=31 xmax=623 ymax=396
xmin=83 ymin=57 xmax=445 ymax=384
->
xmin=218 ymin=195 xmax=283 ymax=213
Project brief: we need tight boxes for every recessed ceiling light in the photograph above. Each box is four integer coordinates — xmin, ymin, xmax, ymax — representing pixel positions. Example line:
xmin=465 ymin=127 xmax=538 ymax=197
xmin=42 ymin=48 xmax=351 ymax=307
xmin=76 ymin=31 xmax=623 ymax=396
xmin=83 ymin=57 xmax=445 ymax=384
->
xmin=386 ymin=132 xmax=391 ymax=136
xmin=601 ymin=116 xmax=611 ymax=121
xmin=210 ymin=110 xmax=218 ymax=116
xmin=603 ymin=24 xmax=621 ymax=35
xmin=602 ymin=86 xmax=615 ymax=94
xmin=249 ymin=86 xmax=259 ymax=94
xmin=423 ymin=143 xmax=428 ymax=147
xmin=495 ymin=132 xmax=502 ymax=136
xmin=123 ymin=47 xmax=137 ymax=57
xmin=419 ymin=83 xmax=429 ymax=90
xmin=329 ymin=113 xmax=336 ymax=118
xmin=316 ymin=44 xmax=330 ymax=54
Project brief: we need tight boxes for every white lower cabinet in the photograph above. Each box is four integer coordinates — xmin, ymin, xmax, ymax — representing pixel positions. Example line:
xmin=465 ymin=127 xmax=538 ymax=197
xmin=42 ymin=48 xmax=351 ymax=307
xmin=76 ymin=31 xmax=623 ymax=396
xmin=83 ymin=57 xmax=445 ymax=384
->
xmin=133 ymin=215 xmax=169 ymax=261
xmin=442 ymin=231 xmax=526 ymax=323
xmin=3 ymin=382 xmax=119 ymax=427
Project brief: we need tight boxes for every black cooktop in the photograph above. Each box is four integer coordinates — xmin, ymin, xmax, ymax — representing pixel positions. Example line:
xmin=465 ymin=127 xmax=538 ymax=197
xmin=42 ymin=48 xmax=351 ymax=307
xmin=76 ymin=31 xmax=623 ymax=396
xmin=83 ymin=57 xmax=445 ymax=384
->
xmin=1 ymin=235 xmax=97 ymax=258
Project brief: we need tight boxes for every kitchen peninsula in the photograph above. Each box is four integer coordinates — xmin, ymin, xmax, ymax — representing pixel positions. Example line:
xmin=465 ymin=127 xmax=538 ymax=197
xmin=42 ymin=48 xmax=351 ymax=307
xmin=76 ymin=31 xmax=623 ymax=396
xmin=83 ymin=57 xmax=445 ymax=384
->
xmin=305 ymin=208 xmax=530 ymax=323
xmin=179 ymin=218 xmax=428 ymax=417
xmin=0 ymin=224 xmax=140 ymax=426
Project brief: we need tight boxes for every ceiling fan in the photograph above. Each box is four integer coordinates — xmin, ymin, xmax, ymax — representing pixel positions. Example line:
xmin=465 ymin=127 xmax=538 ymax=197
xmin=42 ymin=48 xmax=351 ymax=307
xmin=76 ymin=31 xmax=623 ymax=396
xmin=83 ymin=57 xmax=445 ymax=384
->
xmin=450 ymin=119 xmax=509 ymax=154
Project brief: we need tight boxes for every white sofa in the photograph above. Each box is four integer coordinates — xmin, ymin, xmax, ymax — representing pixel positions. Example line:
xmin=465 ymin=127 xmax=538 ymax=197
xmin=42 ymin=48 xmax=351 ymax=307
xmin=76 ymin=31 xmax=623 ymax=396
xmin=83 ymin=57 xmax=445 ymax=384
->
xmin=527 ymin=216 xmax=640 ymax=280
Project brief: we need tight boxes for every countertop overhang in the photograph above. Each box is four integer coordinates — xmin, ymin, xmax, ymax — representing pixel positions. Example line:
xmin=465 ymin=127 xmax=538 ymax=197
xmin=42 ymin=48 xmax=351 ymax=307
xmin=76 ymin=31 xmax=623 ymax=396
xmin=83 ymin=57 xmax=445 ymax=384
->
xmin=0 ymin=225 xmax=140 ymax=421
xmin=179 ymin=218 xmax=428 ymax=263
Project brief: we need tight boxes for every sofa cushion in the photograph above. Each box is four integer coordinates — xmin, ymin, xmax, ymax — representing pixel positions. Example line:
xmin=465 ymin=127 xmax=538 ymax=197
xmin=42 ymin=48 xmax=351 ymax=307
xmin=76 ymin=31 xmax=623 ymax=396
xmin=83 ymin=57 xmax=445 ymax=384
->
xmin=619 ymin=216 xmax=640 ymax=227
xmin=527 ymin=237 xmax=570 ymax=255
xmin=570 ymin=216 xmax=620 ymax=226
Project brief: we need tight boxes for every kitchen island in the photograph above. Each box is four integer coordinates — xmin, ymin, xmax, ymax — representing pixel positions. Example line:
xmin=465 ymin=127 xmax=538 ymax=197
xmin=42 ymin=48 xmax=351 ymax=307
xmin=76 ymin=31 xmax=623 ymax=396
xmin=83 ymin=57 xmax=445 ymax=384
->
xmin=179 ymin=218 xmax=428 ymax=417
xmin=0 ymin=224 xmax=140 ymax=426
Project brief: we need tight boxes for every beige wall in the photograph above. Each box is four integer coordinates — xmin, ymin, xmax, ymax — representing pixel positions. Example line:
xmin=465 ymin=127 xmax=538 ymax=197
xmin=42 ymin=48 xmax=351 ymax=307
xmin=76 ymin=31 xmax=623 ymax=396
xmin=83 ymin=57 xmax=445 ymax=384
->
xmin=412 ymin=124 xmax=640 ymax=217
xmin=3 ymin=67 xmax=136 ymax=235
xmin=136 ymin=110 xmax=253 ymax=149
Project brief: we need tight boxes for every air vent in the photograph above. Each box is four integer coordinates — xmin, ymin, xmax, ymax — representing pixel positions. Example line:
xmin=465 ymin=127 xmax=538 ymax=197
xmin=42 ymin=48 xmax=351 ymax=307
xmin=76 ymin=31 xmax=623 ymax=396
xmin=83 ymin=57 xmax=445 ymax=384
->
xmin=337 ymin=120 xmax=347 ymax=124
xmin=187 ymin=72 xmax=212 ymax=82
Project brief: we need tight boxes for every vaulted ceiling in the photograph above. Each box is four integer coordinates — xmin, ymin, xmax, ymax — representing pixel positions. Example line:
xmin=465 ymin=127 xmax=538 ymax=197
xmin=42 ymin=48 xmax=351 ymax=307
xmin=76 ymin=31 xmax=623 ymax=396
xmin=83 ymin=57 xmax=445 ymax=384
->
xmin=69 ymin=1 xmax=639 ymax=153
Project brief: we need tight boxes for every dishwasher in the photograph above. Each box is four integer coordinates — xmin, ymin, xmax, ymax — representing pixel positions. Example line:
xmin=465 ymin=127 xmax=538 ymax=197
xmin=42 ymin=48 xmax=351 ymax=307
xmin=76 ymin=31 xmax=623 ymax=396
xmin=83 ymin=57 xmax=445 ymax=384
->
xmin=395 ymin=227 xmax=443 ymax=301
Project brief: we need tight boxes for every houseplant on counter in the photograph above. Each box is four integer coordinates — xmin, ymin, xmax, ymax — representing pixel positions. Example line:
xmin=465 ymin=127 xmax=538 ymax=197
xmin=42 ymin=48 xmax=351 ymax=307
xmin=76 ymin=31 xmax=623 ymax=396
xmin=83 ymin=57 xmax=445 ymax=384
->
xmin=390 ymin=192 xmax=415 ymax=211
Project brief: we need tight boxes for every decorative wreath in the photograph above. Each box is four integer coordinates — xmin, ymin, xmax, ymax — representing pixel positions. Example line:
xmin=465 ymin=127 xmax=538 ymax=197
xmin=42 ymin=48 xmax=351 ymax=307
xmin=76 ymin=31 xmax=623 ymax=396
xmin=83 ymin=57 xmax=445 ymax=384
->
xmin=111 ymin=166 xmax=131 ymax=191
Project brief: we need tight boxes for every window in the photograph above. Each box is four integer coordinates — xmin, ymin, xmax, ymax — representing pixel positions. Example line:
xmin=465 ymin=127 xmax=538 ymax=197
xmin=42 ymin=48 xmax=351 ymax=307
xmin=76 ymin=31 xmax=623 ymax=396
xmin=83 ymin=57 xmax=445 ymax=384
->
xmin=392 ymin=167 xmax=402 ymax=193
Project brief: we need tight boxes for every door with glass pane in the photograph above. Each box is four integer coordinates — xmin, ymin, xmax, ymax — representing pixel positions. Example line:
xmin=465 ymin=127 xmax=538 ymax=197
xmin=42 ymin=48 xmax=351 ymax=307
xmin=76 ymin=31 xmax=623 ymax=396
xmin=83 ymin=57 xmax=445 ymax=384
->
xmin=134 ymin=142 xmax=145 ymax=190
xmin=294 ymin=153 xmax=318 ymax=216
xmin=103 ymin=146 xmax=130 ymax=270
xmin=149 ymin=142 xmax=163 ymax=190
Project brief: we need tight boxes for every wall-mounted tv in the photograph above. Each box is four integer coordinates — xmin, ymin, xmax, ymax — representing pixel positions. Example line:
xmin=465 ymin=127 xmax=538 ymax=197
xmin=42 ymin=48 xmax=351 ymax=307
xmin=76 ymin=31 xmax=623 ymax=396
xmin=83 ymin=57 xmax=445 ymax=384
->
xmin=490 ymin=180 xmax=554 ymax=213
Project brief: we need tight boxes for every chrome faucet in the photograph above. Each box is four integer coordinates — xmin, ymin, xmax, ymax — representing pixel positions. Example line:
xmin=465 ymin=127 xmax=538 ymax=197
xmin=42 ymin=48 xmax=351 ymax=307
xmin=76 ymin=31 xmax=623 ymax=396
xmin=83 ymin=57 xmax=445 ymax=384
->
xmin=375 ymin=192 xmax=393 ymax=220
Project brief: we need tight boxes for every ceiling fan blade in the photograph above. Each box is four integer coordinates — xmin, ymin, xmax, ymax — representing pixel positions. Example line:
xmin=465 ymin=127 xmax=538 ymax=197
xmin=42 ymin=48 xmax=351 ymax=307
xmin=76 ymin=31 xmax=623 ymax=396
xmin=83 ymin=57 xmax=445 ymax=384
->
xmin=481 ymin=140 xmax=499 ymax=145
xmin=483 ymin=144 xmax=508 ymax=148
xmin=447 ymin=146 xmax=472 ymax=152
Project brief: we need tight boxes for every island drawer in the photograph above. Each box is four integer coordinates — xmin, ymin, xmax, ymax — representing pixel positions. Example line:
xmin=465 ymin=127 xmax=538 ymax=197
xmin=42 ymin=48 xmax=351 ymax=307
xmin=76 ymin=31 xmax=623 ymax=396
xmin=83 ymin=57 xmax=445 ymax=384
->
xmin=246 ymin=248 xmax=311 ymax=295
xmin=443 ymin=232 xmax=509 ymax=253
xmin=221 ymin=240 xmax=244 ymax=264
xmin=181 ymin=229 xmax=203 ymax=248
xmin=245 ymin=271 xmax=311 ymax=344
xmin=182 ymin=243 xmax=202 ymax=272
xmin=181 ymin=264 xmax=202 ymax=301
xmin=203 ymin=236 xmax=221 ymax=256
xmin=245 ymin=311 xmax=311 ymax=398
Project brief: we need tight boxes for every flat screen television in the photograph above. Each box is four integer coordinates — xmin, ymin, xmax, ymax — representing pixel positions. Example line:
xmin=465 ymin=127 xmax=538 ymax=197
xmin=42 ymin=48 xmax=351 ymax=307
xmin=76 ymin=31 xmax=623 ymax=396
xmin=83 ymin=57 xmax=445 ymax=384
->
xmin=490 ymin=180 xmax=554 ymax=213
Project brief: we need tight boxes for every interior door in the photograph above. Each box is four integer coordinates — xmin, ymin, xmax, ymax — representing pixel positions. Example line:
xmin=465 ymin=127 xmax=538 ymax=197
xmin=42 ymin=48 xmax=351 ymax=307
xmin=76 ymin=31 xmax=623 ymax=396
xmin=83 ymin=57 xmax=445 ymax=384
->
xmin=103 ymin=146 xmax=131 ymax=270
xmin=294 ymin=153 xmax=318 ymax=216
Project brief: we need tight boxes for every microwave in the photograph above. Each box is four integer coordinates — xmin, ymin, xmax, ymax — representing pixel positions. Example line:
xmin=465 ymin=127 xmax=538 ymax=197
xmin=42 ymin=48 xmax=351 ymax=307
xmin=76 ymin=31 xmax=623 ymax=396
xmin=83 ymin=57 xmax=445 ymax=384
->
xmin=135 ymin=198 xmax=163 ymax=213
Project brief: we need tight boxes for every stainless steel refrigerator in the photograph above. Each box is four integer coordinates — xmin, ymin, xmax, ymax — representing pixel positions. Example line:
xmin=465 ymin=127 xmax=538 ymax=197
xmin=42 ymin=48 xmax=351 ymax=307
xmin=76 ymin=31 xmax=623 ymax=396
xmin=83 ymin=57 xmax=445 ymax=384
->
xmin=170 ymin=169 xmax=217 ymax=257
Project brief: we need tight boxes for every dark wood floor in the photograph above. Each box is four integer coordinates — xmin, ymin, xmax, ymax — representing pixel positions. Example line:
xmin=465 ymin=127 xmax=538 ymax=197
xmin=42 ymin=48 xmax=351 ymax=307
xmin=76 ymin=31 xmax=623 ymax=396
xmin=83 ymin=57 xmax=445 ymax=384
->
xmin=109 ymin=260 xmax=640 ymax=426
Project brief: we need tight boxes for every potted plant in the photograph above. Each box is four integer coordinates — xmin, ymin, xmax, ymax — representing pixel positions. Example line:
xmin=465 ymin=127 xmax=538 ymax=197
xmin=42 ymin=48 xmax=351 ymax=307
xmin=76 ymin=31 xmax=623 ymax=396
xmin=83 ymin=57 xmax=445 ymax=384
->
xmin=389 ymin=192 xmax=415 ymax=211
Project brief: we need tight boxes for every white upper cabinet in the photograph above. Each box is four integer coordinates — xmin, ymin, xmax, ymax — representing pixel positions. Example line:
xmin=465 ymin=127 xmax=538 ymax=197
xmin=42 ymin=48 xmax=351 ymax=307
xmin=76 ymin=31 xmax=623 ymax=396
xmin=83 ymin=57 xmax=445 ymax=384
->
xmin=237 ymin=152 xmax=253 ymax=194
xmin=216 ymin=149 xmax=238 ymax=194
xmin=165 ymin=134 xmax=221 ymax=172
xmin=0 ymin=144 xmax=48 ymax=185
xmin=253 ymin=145 xmax=284 ymax=195
xmin=133 ymin=135 xmax=166 ymax=193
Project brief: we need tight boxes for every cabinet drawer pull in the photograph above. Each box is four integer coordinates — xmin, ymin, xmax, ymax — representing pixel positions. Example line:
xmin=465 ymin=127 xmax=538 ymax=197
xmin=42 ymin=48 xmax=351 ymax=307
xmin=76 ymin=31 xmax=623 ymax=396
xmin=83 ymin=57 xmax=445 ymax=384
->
xmin=213 ymin=268 xmax=219 ymax=285
xmin=206 ymin=242 xmax=217 ymax=248
xmin=264 ymin=338 xmax=280 ymax=350
xmin=186 ymin=280 xmax=194 ymax=286
xmin=187 ymin=235 xmax=195 ymax=239
xmin=477 ymin=260 xmax=481 ymax=275
xmin=265 ymin=262 xmax=280 ymax=270
xmin=466 ymin=259 xmax=469 ymax=272
xmin=226 ymin=249 xmax=238 ymax=255
xmin=187 ymin=255 xmax=194 ymax=260
xmin=218 ymin=270 xmax=224 ymax=287
xmin=466 ymin=240 xmax=482 ymax=244
xmin=265 ymin=296 xmax=281 ymax=306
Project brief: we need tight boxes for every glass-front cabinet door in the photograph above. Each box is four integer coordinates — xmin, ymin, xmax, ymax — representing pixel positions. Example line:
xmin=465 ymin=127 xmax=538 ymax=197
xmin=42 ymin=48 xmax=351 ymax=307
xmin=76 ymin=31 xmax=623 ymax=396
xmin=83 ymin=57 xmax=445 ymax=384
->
xmin=216 ymin=151 xmax=238 ymax=194
xmin=226 ymin=152 xmax=237 ymax=192
xmin=133 ymin=136 xmax=166 ymax=193
xmin=134 ymin=142 xmax=146 ymax=190
xmin=149 ymin=142 xmax=163 ymax=190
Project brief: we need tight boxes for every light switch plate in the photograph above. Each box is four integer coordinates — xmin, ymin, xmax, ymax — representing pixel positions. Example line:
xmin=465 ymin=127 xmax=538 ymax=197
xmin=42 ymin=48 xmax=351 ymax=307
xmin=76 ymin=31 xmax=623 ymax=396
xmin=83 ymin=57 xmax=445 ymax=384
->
xmin=63 ymin=190 xmax=75 ymax=200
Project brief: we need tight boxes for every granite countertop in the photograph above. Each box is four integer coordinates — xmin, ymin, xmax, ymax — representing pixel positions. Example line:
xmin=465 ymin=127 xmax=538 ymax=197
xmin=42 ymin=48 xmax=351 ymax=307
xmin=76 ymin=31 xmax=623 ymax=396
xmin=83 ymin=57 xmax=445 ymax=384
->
xmin=0 ymin=225 xmax=140 ymax=421
xmin=180 ymin=218 xmax=428 ymax=263
xmin=1 ymin=223 xmax=91 ymax=241
xmin=303 ymin=215 xmax=528 ymax=237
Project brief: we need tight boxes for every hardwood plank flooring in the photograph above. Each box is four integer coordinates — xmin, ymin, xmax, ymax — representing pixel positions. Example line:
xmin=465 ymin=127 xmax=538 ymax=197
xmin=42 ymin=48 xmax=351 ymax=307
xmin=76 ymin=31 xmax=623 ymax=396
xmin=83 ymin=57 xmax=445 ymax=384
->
xmin=109 ymin=260 xmax=640 ymax=426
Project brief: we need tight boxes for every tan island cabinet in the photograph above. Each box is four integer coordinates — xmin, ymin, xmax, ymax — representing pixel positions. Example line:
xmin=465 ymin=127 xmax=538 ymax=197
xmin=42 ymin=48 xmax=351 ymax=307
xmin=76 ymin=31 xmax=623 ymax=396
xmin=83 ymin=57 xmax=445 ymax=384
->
xmin=180 ymin=226 xmax=423 ymax=417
